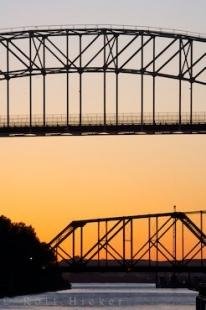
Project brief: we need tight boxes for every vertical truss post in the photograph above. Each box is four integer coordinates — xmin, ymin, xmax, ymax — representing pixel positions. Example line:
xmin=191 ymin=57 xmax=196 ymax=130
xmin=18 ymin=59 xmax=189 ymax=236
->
xmin=141 ymin=34 xmax=144 ymax=126
xmin=153 ymin=36 xmax=156 ymax=125
xmin=43 ymin=36 xmax=46 ymax=127
xmin=80 ymin=226 xmax=83 ymax=260
xmin=105 ymin=220 xmax=108 ymax=265
xmin=179 ymin=39 xmax=182 ymax=125
xmin=6 ymin=40 xmax=10 ymax=127
xmin=123 ymin=219 xmax=126 ymax=265
xmin=72 ymin=229 xmax=75 ymax=259
xmin=200 ymin=211 xmax=203 ymax=266
xmin=173 ymin=216 xmax=177 ymax=265
xmin=182 ymin=221 xmax=184 ymax=263
xmin=155 ymin=216 xmax=159 ymax=284
xmin=98 ymin=221 xmax=100 ymax=266
xmin=103 ymin=32 xmax=107 ymax=126
xmin=79 ymin=35 xmax=82 ymax=126
xmin=66 ymin=30 xmax=69 ymax=126
xmin=190 ymin=40 xmax=193 ymax=124
xmin=148 ymin=217 xmax=151 ymax=266
xmin=29 ymin=32 xmax=32 ymax=127
xmin=115 ymin=35 xmax=119 ymax=126
xmin=130 ymin=219 xmax=133 ymax=262
xmin=156 ymin=217 xmax=159 ymax=266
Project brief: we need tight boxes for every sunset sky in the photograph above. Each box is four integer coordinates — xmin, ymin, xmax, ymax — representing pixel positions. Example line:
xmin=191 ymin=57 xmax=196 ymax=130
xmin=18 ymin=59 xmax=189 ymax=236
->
xmin=0 ymin=0 xmax=206 ymax=243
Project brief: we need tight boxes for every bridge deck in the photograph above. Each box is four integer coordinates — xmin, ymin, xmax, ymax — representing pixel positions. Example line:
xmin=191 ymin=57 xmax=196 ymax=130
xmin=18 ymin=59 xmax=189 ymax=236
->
xmin=1 ymin=113 xmax=206 ymax=136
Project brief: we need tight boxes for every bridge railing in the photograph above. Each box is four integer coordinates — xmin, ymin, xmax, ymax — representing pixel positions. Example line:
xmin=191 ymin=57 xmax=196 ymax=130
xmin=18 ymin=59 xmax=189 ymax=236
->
xmin=0 ymin=112 xmax=206 ymax=128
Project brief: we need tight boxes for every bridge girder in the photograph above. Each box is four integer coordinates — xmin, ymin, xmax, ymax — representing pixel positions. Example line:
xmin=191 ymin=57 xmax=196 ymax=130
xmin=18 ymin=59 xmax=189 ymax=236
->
xmin=49 ymin=210 xmax=206 ymax=272
xmin=0 ymin=27 xmax=205 ymax=84
xmin=0 ymin=26 xmax=206 ymax=135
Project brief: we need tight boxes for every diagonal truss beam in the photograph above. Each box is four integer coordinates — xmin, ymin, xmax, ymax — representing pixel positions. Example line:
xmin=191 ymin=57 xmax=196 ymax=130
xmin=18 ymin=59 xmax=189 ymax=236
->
xmin=83 ymin=219 xmax=130 ymax=261
xmin=156 ymin=40 xmax=190 ymax=73
xmin=120 ymin=36 xmax=153 ymax=69
xmin=0 ymin=29 xmax=205 ymax=85
xmin=106 ymin=34 xmax=139 ymax=67
xmin=49 ymin=211 xmax=206 ymax=271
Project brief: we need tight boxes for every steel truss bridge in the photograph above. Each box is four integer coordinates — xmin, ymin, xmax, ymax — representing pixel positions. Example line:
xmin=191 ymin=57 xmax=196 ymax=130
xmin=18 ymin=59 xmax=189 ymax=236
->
xmin=0 ymin=25 xmax=206 ymax=136
xmin=49 ymin=210 xmax=206 ymax=272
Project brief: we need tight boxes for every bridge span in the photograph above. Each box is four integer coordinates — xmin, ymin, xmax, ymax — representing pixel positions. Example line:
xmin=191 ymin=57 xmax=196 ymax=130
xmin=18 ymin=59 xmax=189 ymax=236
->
xmin=0 ymin=25 xmax=206 ymax=136
xmin=0 ymin=112 xmax=206 ymax=136
xmin=49 ymin=210 xmax=206 ymax=273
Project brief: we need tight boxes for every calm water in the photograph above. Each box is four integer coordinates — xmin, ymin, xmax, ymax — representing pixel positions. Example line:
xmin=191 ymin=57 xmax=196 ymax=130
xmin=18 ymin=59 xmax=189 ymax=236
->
xmin=0 ymin=283 xmax=197 ymax=309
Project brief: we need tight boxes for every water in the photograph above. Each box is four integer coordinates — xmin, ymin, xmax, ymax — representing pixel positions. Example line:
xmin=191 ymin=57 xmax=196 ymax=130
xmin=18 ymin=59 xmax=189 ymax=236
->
xmin=0 ymin=283 xmax=198 ymax=309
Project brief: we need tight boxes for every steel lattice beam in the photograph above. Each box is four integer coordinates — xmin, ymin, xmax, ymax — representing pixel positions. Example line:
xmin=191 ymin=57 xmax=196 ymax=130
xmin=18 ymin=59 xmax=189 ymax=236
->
xmin=0 ymin=26 xmax=206 ymax=136
xmin=49 ymin=210 xmax=206 ymax=272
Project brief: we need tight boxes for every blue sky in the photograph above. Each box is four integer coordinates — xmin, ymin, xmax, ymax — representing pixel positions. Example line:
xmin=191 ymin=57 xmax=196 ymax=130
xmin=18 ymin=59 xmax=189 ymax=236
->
xmin=0 ymin=0 xmax=205 ymax=34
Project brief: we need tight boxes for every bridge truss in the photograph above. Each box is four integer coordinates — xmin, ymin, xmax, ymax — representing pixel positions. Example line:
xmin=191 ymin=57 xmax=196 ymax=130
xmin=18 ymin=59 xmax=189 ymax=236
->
xmin=0 ymin=25 xmax=206 ymax=136
xmin=49 ymin=210 xmax=206 ymax=272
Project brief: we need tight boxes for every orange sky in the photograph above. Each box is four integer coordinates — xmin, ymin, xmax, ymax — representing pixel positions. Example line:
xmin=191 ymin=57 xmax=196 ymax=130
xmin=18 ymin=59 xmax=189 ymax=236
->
xmin=0 ymin=134 xmax=205 ymax=243
xmin=0 ymin=0 xmax=206 ymax=262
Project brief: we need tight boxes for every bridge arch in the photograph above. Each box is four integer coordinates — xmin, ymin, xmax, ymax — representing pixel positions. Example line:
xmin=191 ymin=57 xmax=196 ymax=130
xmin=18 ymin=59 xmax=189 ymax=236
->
xmin=0 ymin=25 xmax=206 ymax=135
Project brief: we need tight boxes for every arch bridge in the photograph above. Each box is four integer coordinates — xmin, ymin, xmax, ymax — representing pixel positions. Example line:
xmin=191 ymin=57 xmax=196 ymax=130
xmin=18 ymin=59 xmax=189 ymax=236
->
xmin=0 ymin=25 xmax=206 ymax=136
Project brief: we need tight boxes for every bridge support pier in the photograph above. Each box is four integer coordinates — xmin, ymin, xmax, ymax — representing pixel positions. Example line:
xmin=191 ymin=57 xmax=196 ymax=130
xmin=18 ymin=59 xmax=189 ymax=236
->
xmin=196 ymin=284 xmax=206 ymax=310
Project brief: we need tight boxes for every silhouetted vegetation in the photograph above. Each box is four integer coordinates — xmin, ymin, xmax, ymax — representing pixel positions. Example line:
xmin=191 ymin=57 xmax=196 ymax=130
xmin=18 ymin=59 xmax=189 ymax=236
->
xmin=0 ymin=216 xmax=67 ymax=296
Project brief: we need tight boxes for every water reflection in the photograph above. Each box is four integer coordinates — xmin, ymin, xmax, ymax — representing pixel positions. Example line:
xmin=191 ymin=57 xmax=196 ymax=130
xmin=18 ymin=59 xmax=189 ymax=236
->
xmin=0 ymin=283 xmax=197 ymax=309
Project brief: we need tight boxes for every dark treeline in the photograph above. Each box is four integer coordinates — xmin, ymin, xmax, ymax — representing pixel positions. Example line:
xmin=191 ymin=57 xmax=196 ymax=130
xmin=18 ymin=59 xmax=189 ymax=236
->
xmin=0 ymin=215 xmax=67 ymax=296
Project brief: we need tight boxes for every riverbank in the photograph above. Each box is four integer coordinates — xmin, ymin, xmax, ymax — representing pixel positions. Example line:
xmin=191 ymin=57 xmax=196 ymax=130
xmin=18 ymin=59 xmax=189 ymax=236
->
xmin=0 ymin=266 xmax=70 ymax=298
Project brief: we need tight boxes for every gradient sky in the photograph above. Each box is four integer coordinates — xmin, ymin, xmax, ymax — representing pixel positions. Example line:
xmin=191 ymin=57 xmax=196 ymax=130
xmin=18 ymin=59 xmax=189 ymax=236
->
xmin=0 ymin=0 xmax=206 ymax=33
xmin=0 ymin=1 xmax=206 ymax=243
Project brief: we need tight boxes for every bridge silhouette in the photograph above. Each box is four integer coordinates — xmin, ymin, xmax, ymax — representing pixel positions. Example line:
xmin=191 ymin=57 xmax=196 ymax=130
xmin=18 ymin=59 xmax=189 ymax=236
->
xmin=0 ymin=25 xmax=206 ymax=136
xmin=1 ymin=25 xmax=205 ymax=275
xmin=49 ymin=210 xmax=206 ymax=273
